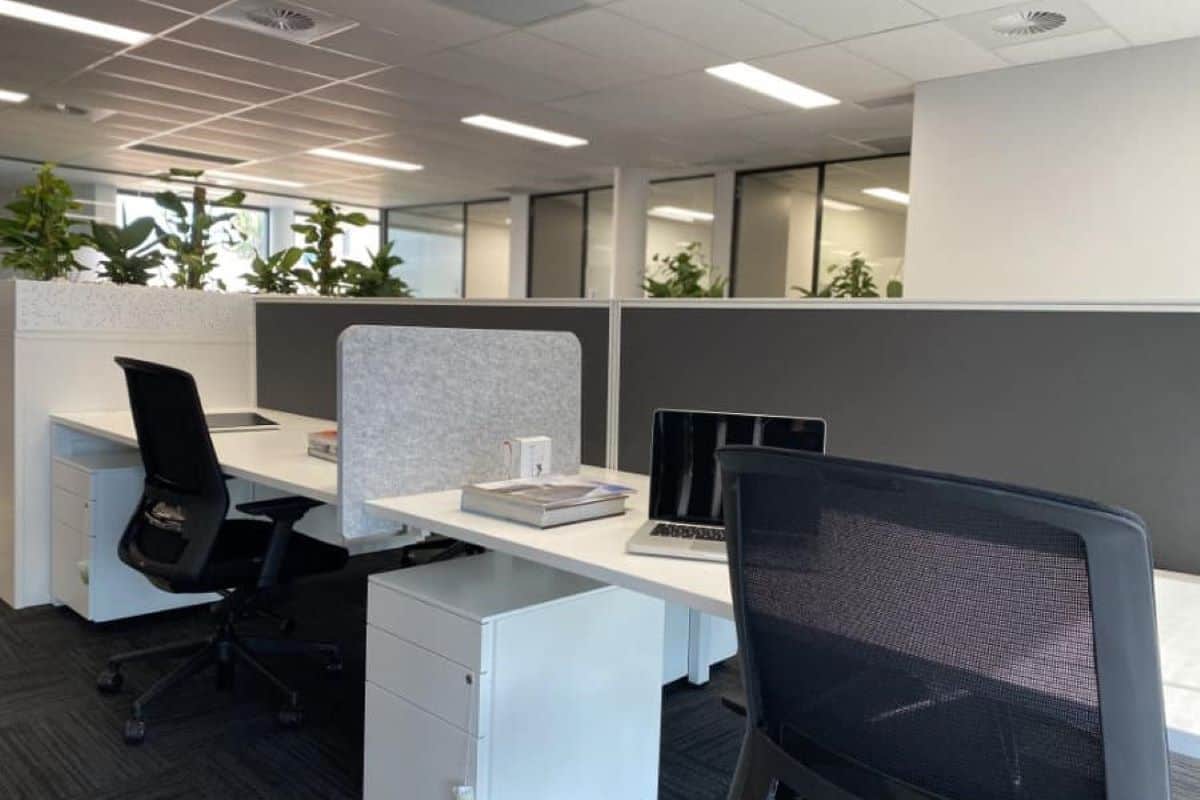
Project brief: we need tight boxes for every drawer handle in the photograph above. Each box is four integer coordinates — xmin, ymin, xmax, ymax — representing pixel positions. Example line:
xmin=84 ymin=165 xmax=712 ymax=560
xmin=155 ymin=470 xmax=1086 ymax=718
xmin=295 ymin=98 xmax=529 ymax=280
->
xmin=77 ymin=560 xmax=89 ymax=585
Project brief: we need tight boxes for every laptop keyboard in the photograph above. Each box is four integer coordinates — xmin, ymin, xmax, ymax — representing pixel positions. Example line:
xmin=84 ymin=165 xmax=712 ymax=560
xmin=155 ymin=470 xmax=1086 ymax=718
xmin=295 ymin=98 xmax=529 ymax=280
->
xmin=649 ymin=523 xmax=726 ymax=542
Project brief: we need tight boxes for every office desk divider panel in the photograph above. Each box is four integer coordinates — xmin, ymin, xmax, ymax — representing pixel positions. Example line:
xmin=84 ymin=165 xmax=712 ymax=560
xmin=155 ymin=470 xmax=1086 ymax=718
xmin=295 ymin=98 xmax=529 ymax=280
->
xmin=255 ymin=300 xmax=610 ymax=466
xmin=617 ymin=302 xmax=1200 ymax=575
xmin=337 ymin=325 xmax=582 ymax=539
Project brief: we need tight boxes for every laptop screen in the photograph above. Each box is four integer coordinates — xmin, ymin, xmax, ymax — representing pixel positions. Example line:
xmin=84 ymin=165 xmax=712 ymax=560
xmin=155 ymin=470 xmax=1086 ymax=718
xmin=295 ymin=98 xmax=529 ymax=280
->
xmin=648 ymin=410 xmax=825 ymax=525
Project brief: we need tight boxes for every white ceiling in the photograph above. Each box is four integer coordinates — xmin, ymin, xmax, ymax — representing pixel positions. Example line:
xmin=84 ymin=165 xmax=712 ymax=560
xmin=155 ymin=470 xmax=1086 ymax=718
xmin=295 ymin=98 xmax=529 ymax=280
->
xmin=0 ymin=0 xmax=1186 ymax=208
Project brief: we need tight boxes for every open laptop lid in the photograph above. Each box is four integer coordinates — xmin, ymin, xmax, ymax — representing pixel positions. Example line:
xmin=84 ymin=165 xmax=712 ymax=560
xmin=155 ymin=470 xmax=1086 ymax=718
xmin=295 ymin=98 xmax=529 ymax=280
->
xmin=648 ymin=409 xmax=826 ymax=526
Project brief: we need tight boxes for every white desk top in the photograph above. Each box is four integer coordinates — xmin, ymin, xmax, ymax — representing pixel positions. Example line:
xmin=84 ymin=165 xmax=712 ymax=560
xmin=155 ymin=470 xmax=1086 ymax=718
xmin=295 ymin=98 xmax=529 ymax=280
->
xmin=51 ymin=408 xmax=339 ymax=505
xmin=368 ymin=473 xmax=1200 ymax=755
xmin=367 ymin=467 xmax=734 ymax=619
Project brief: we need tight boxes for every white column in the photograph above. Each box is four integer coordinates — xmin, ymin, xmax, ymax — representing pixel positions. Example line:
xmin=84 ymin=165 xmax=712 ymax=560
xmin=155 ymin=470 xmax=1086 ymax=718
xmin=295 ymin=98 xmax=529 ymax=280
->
xmin=269 ymin=205 xmax=294 ymax=255
xmin=711 ymin=170 xmax=736 ymax=288
xmin=610 ymin=167 xmax=649 ymax=298
xmin=507 ymin=194 xmax=530 ymax=298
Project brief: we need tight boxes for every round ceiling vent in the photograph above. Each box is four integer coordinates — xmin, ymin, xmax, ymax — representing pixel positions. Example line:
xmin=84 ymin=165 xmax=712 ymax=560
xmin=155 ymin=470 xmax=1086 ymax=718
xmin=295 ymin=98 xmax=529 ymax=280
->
xmin=244 ymin=6 xmax=317 ymax=33
xmin=991 ymin=10 xmax=1067 ymax=37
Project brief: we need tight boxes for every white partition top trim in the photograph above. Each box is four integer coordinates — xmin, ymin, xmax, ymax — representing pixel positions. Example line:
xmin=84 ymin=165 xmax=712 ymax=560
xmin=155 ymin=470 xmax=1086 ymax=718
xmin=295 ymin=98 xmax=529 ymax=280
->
xmin=337 ymin=325 xmax=582 ymax=539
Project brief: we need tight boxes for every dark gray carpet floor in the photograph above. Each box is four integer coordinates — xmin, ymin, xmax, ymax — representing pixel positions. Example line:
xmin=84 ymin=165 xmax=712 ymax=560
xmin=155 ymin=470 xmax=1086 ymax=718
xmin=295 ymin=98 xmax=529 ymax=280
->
xmin=0 ymin=551 xmax=1196 ymax=799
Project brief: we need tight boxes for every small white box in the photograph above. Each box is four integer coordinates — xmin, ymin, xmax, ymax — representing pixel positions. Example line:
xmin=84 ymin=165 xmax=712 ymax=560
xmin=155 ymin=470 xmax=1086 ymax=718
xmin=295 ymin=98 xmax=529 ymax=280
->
xmin=504 ymin=436 xmax=551 ymax=479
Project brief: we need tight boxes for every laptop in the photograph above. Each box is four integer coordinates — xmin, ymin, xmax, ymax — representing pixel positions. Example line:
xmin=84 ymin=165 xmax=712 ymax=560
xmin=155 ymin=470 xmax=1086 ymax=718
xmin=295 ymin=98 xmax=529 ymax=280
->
xmin=625 ymin=409 xmax=826 ymax=562
xmin=204 ymin=412 xmax=279 ymax=433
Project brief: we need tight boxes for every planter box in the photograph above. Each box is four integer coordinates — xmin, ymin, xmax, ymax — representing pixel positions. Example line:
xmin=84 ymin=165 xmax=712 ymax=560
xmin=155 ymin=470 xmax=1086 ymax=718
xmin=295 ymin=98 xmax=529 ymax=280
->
xmin=0 ymin=280 xmax=255 ymax=608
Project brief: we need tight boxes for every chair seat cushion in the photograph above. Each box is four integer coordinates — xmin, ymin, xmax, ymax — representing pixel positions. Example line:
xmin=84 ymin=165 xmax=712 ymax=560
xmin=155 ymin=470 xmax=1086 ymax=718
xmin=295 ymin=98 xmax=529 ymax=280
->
xmin=171 ymin=519 xmax=348 ymax=592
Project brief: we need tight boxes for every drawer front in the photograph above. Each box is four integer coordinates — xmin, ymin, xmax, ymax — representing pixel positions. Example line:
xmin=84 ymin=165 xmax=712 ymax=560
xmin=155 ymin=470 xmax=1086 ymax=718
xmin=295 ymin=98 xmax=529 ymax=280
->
xmin=52 ymin=459 xmax=93 ymax=500
xmin=367 ymin=625 xmax=485 ymax=735
xmin=367 ymin=583 xmax=486 ymax=672
xmin=52 ymin=521 xmax=90 ymax=619
xmin=363 ymin=682 xmax=481 ymax=800
xmin=52 ymin=487 xmax=91 ymax=535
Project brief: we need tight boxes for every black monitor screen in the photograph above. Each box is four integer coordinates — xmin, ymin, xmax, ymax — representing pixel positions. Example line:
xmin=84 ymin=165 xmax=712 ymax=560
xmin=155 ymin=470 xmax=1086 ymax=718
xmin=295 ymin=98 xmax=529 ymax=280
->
xmin=648 ymin=410 xmax=825 ymax=525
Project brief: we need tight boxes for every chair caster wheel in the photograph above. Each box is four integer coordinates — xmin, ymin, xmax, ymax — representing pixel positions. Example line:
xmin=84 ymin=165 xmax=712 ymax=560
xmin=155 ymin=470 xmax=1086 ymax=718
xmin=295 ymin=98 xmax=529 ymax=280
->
xmin=96 ymin=668 xmax=124 ymax=694
xmin=277 ymin=706 xmax=303 ymax=728
xmin=123 ymin=718 xmax=146 ymax=745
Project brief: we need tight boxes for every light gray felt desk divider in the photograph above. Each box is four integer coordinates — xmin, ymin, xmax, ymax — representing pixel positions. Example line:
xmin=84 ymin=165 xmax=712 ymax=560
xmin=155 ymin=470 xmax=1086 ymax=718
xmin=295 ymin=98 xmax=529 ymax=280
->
xmin=336 ymin=325 xmax=583 ymax=539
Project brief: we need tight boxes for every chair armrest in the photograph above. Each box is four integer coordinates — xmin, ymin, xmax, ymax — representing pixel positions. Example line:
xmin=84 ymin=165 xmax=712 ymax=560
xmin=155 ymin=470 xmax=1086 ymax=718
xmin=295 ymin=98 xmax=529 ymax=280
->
xmin=236 ymin=496 xmax=323 ymax=523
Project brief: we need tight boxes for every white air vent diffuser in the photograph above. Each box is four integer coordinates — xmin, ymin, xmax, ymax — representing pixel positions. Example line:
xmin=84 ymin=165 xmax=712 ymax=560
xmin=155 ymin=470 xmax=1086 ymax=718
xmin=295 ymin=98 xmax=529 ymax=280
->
xmin=208 ymin=1 xmax=354 ymax=44
xmin=991 ymin=10 xmax=1067 ymax=37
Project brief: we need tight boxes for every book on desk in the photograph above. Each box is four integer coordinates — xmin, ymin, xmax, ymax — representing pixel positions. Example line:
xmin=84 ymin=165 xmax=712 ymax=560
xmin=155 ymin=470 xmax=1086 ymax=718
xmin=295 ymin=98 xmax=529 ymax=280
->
xmin=461 ymin=475 xmax=634 ymax=528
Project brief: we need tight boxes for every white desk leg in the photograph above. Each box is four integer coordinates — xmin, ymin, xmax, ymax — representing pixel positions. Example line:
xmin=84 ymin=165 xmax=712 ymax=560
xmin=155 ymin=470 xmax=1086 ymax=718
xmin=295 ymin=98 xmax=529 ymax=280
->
xmin=687 ymin=610 xmax=713 ymax=685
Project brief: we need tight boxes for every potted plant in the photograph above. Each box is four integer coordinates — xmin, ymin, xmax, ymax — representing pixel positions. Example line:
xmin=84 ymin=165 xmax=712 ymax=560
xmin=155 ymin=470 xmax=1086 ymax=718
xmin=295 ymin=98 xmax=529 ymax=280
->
xmin=342 ymin=241 xmax=412 ymax=298
xmin=154 ymin=168 xmax=246 ymax=290
xmin=241 ymin=246 xmax=304 ymax=294
xmin=89 ymin=217 xmax=163 ymax=285
xmin=643 ymin=242 xmax=727 ymax=298
xmin=0 ymin=163 xmax=90 ymax=280
xmin=796 ymin=252 xmax=903 ymax=298
xmin=291 ymin=199 xmax=368 ymax=296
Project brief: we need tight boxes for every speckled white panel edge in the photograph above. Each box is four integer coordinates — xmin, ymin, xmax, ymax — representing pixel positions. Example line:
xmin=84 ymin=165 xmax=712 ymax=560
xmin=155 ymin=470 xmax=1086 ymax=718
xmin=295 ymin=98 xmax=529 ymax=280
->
xmin=12 ymin=280 xmax=253 ymax=338
xmin=337 ymin=325 xmax=582 ymax=539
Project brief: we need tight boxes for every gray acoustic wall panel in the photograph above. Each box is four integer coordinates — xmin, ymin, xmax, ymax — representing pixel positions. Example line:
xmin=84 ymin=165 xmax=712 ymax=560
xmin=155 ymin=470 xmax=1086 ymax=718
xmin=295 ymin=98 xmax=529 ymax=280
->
xmin=255 ymin=301 xmax=610 ymax=466
xmin=338 ymin=326 xmax=582 ymax=539
xmin=618 ymin=306 xmax=1200 ymax=574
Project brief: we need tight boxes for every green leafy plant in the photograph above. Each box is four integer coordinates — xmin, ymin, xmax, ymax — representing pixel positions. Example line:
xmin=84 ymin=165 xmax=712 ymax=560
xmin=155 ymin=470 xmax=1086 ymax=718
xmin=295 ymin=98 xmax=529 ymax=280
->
xmin=643 ymin=242 xmax=727 ymax=298
xmin=89 ymin=217 xmax=162 ymax=285
xmin=342 ymin=240 xmax=412 ymax=298
xmin=154 ymin=168 xmax=246 ymax=290
xmin=796 ymin=253 xmax=891 ymax=298
xmin=0 ymin=163 xmax=90 ymax=280
xmin=242 ymin=246 xmax=304 ymax=294
xmin=291 ymin=199 xmax=368 ymax=296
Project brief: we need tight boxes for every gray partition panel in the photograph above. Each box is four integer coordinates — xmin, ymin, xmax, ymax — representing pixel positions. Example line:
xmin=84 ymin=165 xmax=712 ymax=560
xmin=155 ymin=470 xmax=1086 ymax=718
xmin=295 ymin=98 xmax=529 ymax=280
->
xmin=256 ymin=302 xmax=609 ymax=466
xmin=618 ymin=306 xmax=1200 ymax=573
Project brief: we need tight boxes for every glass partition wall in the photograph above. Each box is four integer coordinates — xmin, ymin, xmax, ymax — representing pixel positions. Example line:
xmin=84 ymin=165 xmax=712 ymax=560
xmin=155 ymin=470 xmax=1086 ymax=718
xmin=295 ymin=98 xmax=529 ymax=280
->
xmin=733 ymin=154 xmax=909 ymax=298
xmin=384 ymin=199 xmax=511 ymax=298
xmin=645 ymin=176 xmax=717 ymax=293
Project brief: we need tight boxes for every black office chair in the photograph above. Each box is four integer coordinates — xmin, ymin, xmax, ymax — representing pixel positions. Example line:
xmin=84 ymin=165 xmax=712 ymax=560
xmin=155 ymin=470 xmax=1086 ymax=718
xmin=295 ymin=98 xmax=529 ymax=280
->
xmin=717 ymin=446 xmax=1170 ymax=800
xmin=97 ymin=357 xmax=349 ymax=745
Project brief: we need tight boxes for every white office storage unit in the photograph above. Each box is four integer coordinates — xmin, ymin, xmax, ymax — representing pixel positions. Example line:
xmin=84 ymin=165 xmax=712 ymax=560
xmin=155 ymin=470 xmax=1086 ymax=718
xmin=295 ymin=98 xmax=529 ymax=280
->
xmin=364 ymin=552 xmax=665 ymax=800
xmin=51 ymin=452 xmax=218 ymax=622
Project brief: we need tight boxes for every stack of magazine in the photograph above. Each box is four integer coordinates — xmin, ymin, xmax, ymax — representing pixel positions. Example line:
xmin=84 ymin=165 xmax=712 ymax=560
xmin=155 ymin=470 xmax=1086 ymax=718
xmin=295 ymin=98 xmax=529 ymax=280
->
xmin=461 ymin=476 xmax=635 ymax=528
xmin=307 ymin=430 xmax=338 ymax=463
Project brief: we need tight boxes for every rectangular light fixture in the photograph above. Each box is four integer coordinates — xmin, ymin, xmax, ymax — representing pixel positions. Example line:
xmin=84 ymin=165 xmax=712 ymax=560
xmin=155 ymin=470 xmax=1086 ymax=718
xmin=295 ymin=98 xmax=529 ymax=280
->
xmin=0 ymin=0 xmax=152 ymax=45
xmin=705 ymin=62 xmax=839 ymax=109
xmin=0 ymin=88 xmax=28 ymax=103
xmin=462 ymin=114 xmax=588 ymax=148
xmin=207 ymin=170 xmax=305 ymax=189
xmin=863 ymin=187 xmax=910 ymax=205
xmin=822 ymin=198 xmax=862 ymax=212
xmin=309 ymin=147 xmax=423 ymax=172
xmin=649 ymin=206 xmax=715 ymax=224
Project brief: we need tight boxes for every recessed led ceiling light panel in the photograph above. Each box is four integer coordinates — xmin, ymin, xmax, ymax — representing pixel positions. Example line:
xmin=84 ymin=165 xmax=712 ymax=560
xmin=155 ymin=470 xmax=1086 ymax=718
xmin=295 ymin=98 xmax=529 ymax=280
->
xmin=0 ymin=88 xmax=28 ymax=103
xmin=648 ymin=206 xmax=715 ymax=223
xmin=0 ymin=0 xmax=152 ymax=45
xmin=309 ymin=148 xmax=423 ymax=172
xmin=462 ymin=114 xmax=588 ymax=148
xmin=822 ymin=198 xmax=863 ymax=212
xmin=207 ymin=170 xmax=305 ymax=188
xmin=705 ymin=62 xmax=839 ymax=109
xmin=862 ymin=187 xmax=910 ymax=205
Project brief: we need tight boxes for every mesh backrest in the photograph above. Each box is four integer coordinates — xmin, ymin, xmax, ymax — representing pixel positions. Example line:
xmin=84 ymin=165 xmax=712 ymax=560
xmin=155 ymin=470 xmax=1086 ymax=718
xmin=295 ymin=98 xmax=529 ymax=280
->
xmin=115 ymin=357 xmax=227 ymax=580
xmin=721 ymin=448 xmax=1114 ymax=800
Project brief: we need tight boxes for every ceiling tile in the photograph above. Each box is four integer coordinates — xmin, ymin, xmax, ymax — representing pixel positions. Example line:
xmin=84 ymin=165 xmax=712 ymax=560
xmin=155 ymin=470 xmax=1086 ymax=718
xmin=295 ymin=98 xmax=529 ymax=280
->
xmin=144 ymin=131 xmax=277 ymax=160
xmin=197 ymin=118 xmax=344 ymax=149
xmin=400 ymin=49 xmax=587 ymax=102
xmin=300 ymin=0 xmax=509 ymax=47
xmin=745 ymin=0 xmax=931 ymax=40
xmin=33 ymin=0 xmax=190 ymax=33
xmin=435 ymin=0 xmax=590 ymax=26
xmin=528 ymin=8 xmax=723 ymax=76
xmin=37 ymin=87 xmax=215 ymax=125
xmin=313 ymin=23 xmax=446 ymax=64
xmin=841 ymin=21 xmax=1005 ymax=80
xmin=167 ymin=19 xmax=383 ymax=79
xmin=147 ymin=0 xmax=229 ymax=11
xmin=309 ymin=83 xmax=430 ymax=119
xmin=607 ymin=0 xmax=821 ymax=59
xmin=101 ymin=56 xmax=287 ymax=105
xmin=1083 ymin=0 xmax=1200 ymax=46
xmin=945 ymin=0 xmax=1107 ymax=50
xmin=231 ymin=107 xmax=382 ymax=140
xmin=751 ymin=43 xmax=912 ymax=101
xmin=352 ymin=68 xmax=497 ymax=115
xmin=993 ymin=27 xmax=1127 ymax=64
xmin=130 ymin=40 xmax=328 ymax=92
xmin=0 ymin=19 xmax=120 ymax=92
xmin=550 ymin=73 xmax=766 ymax=128
xmin=460 ymin=31 xmax=650 ymax=92
xmin=906 ymin=0 xmax=1016 ymax=15
xmin=61 ymin=73 xmax=247 ymax=115
xmin=269 ymin=95 xmax=420 ymax=129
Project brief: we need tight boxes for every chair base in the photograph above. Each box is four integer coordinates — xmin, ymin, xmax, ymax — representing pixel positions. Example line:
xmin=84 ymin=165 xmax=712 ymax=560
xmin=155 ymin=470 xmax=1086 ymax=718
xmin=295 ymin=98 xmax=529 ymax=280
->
xmin=97 ymin=615 xmax=341 ymax=745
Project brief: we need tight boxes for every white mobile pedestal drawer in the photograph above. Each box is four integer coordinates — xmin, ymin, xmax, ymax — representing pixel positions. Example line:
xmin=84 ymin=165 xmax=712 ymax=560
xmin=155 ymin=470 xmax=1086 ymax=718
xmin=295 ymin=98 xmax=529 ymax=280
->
xmin=364 ymin=551 xmax=665 ymax=800
xmin=51 ymin=451 xmax=218 ymax=622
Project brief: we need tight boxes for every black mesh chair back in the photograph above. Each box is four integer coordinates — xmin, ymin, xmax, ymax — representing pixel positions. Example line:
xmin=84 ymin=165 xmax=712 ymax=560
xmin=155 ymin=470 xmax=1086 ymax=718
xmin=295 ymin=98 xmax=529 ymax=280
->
xmin=115 ymin=357 xmax=229 ymax=586
xmin=718 ymin=446 xmax=1169 ymax=800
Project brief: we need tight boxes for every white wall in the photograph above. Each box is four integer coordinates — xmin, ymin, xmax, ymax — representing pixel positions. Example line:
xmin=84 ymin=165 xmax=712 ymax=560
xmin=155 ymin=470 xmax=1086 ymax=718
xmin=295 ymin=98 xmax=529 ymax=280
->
xmin=465 ymin=219 xmax=510 ymax=298
xmin=906 ymin=37 xmax=1200 ymax=301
